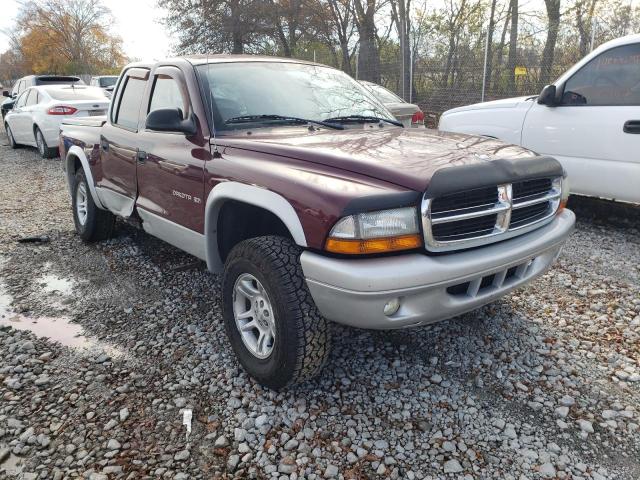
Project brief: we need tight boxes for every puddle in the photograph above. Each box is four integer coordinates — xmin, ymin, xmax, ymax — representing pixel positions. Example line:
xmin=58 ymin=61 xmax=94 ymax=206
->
xmin=0 ymin=282 xmax=124 ymax=358
xmin=39 ymin=274 xmax=74 ymax=295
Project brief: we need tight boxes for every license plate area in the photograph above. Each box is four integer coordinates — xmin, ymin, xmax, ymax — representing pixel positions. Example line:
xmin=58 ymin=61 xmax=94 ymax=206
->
xmin=89 ymin=110 xmax=106 ymax=116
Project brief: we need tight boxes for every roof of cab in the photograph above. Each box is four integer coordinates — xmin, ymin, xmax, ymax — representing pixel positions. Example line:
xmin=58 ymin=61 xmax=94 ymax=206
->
xmin=124 ymin=54 xmax=327 ymax=71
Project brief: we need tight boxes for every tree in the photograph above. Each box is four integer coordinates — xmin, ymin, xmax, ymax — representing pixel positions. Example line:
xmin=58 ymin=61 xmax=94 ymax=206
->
xmin=506 ymin=0 xmax=518 ymax=93
xmin=390 ymin=0 xmax=412 ymax=100
xmin=159 ymin=0 xmax=268 ymax=54
xmin=353 ymin=0 xmax=381 ymax=82
xmin=13 ymin=0 xmax=126 ymax=74
xmin=540 ymin=0 xmax=561 ymax=87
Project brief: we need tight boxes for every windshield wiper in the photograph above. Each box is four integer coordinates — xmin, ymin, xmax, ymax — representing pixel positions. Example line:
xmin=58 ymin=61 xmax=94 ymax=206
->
xmin=323 ymin=115 xmax=403 ymax=127
xmin=224 ymin=114 xmax=344 ymax=130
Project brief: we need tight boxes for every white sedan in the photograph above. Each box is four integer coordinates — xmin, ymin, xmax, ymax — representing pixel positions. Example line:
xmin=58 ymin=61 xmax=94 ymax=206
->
xmin=439 ymin=34 xmax=640 ymax=204
xmin=4 ymin=85 xmax=109 ymax=158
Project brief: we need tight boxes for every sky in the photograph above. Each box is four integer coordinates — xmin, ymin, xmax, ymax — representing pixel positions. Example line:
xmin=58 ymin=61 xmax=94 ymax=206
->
xmin=0 ymin=0 xmax=172 ymax=61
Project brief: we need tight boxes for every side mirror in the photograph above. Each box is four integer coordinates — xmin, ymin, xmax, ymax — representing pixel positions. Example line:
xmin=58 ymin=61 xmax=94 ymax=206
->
xmin=537 ymin=84 xmax=557 ymax=106
xmin=145 ymin=108 xmax=196 ymax=135
xmin=2 ymin=90 xmax=9 ymax=97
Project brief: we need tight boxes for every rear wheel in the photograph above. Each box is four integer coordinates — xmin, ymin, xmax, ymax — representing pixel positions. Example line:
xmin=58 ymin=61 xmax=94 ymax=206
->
xmin=72 ymin=169 xmax=115 ymax=242
xmin=5 ymin=124 xmax=18 ymax=149
xmin=35 ymin=127 xmax=57 ymax=158
xmin=222 ymin=236 xmax=331 ymax=389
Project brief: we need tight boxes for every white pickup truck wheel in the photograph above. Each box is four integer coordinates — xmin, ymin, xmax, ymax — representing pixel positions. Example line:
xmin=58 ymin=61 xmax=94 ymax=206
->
xmin=72 ymin=169 xmax=116 ymax=242
xmin=222 ymin=236 xmax=331 ymax=390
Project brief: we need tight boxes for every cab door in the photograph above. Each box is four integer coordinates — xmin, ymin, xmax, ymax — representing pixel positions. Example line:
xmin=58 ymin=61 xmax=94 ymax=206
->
xmin=97 ymin=68 xmax=149 ymax=216
xmin=522 ymin=42 xmax=640 ymax=203
xmin=135 ymin=66 xmax=209 ymax=259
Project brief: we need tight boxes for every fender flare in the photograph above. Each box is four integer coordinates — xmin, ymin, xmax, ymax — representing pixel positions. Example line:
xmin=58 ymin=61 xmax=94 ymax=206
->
xmin=204 ymin=181 xmax=307 ymax=273
xmin=65 ymin=145 xmax=105 ymax=210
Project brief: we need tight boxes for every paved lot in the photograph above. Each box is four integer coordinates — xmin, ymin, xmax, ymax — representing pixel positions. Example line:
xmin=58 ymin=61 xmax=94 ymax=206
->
xmin=0 ymin=129 xmax=639 ymax=480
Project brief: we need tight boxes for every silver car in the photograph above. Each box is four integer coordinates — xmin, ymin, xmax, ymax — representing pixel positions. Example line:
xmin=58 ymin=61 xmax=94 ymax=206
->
xmin=359 ymin=80 xmax=424 ymax=127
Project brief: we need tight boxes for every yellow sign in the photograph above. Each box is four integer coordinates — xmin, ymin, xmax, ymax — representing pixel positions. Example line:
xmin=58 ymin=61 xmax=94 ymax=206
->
xmin=514 ymin=66 xmax=527 ymax=76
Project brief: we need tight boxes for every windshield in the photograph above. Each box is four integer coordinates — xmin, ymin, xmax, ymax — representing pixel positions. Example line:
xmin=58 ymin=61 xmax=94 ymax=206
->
xmin=99 ymin=77 xmax=118 ymax=87
xmin=197 ymin=62 xmax=394 ymax=130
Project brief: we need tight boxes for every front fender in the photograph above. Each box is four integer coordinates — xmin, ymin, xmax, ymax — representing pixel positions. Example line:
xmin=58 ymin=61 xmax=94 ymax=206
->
xmin=204 ymin=181 xmax=307 ymax=273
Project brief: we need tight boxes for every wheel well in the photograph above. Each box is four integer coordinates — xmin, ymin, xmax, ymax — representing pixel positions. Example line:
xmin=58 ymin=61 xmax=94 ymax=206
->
xmin=217 ymin=200 xmax=293 ymax=262
xmin=67 ymin=154 xmax=82 ymax=174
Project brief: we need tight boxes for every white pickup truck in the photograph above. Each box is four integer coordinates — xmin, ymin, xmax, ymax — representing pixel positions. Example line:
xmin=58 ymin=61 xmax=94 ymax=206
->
xmin=439 ymin=34 xmax=640 ymax=204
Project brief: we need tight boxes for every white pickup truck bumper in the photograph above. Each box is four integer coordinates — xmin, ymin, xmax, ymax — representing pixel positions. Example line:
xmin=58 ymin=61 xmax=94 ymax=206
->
xmin=301 ymin=209 xmax=575 ymax=330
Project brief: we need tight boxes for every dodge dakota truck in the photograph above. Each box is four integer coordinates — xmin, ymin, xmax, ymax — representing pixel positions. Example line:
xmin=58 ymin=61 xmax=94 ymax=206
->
xmin=60 ymin=56 xmax=575 ymax=389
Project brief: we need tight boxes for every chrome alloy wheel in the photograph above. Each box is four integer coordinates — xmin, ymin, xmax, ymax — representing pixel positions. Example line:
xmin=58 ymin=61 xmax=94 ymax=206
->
xmin=232 ymin=273 xmax=276 ymax=359
xmin=76 ymin=181 xmax=88 ymax=226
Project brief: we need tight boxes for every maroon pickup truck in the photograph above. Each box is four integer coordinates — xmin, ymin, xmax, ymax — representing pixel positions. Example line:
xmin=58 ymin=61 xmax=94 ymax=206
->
xmin=60 ymin=56 xmax=575 ymax=389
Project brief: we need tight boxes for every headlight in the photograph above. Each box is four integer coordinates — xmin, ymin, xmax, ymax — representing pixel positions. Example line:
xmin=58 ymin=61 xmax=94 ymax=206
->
xmin=325 ymin=207 xmax=421 ymax=254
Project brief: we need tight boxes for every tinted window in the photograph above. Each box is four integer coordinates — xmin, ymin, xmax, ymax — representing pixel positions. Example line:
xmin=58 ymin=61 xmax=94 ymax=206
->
xmin=562 ymin=43 xmax=640 ymax=106
xmin=115 ymin=77 xmax=147 ymax=129
xmin=149 ymin=75 xmax=186 ymax=117
xmin=45 ymin=86 xmax=107 ymax=101
xmin=25 ymin=89 xmax=38 ymax=106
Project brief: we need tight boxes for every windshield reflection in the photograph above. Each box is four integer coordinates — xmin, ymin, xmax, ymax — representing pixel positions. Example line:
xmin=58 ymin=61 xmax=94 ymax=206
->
xmin=197 ymin=61 xmax=394 ymax=130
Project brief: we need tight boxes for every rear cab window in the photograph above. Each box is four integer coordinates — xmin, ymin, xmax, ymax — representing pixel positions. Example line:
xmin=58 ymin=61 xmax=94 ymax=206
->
xmin=111 ymin=68 xmax=149 ymax=131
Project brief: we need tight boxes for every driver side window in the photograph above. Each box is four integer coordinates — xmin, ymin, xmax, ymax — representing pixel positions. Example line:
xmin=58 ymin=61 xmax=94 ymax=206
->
xmin=148 ymin=75 xmax=187 ymax=118
xmin=562 ymin=43 xmax=640 ymax=106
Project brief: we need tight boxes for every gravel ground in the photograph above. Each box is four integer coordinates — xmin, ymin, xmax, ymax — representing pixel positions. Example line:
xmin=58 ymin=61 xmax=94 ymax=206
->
xmin=0 ymin=128 xmax=639 ymax=480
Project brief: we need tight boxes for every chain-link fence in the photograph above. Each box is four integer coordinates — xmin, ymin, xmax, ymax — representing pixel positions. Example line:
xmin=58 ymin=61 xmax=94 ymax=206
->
xmin=281 ymin=3 xmax=639 ymax=127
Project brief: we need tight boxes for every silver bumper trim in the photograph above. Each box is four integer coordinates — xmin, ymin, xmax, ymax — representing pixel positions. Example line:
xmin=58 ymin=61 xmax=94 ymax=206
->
xmin=301 ymin=209 xmax=575 ymax=330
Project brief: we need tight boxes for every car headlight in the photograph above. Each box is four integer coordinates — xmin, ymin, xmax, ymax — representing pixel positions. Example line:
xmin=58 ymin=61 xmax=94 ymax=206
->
xmin=325 ymin=207 xmax=421 ymax=254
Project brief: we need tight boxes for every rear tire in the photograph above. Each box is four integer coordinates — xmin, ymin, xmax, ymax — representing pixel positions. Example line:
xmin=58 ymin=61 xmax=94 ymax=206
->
xmin=6 ymin=124 xmax=18 ymax=149
xmin=35 ymin=127 xmax=57 ymax=158
xmin=222 ymin=236 xmax=331 ymax=389
xmin=72 ymin=169 xmax=115 ymax=242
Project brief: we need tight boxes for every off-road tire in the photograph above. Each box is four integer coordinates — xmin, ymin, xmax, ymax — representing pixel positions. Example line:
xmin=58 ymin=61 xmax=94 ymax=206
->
xmin=72 ymin=169 xmax=115 ymax=242
xmin=35 ymin=127 xmax=57 ymax=158
xmin=222 ymin=236 xmax=331 ymax=389
xmin=6 ymin=124 xmax=18 ymax=149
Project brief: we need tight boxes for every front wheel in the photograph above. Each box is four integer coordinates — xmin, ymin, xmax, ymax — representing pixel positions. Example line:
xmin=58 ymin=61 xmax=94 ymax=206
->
xmin=72 ymin=169 xmax=115 ymax=242
xmin=222 ymin=236 xmax=331 ymax=389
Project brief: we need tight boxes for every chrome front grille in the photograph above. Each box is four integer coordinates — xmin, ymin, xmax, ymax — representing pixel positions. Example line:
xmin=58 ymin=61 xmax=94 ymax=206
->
xmin=422 ymin=177 xmax=562 ymax=252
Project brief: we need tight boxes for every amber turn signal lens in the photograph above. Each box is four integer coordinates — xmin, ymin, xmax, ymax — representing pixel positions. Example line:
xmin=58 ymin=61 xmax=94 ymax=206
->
xmin=325 ymin=234 xmax=422 ymax=255
xmin=557 ymin=199 xmax=568 ymax=213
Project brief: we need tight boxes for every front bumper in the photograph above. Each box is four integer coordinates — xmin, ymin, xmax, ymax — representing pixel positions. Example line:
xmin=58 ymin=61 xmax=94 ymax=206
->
xmin=301 ymin=209 xmax=575 ymax=330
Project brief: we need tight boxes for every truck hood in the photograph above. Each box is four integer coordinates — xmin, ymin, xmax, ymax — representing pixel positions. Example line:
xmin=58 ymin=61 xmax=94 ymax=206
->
xmin=220 ymin=127 xmax=537 ymax=192
xmin=443 ymin=96 xmax=535 ymax=115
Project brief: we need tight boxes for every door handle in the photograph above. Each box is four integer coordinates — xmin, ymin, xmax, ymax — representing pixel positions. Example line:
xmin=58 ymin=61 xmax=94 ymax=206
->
xmin=137 ymin=150 xmax=148 ymax=163
xmin=623 ymin=120 xmax=640 ymax=134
